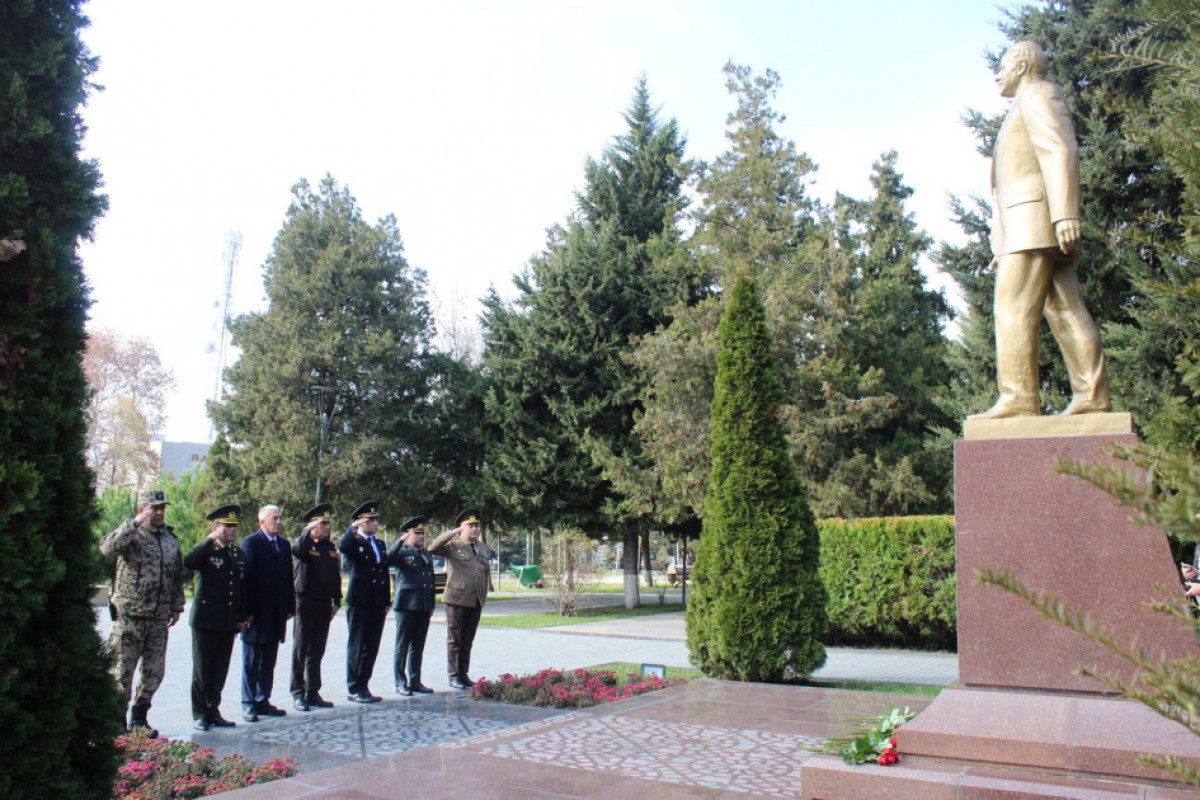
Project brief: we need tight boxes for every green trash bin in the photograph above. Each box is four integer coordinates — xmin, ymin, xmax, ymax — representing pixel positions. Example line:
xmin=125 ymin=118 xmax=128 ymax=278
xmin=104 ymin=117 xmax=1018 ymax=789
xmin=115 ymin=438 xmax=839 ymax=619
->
xmin=512 ymin=564 xmax=543 ymax=588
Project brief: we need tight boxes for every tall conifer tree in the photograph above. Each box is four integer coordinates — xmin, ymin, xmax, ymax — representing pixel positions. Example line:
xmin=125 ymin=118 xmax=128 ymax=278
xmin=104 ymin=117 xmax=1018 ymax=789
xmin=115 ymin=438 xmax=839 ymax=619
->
xmin=687 ymin=273 xmax=826 ymax=682
xmin=481 ymin=79 xmax=693 ymax=605
xmin=0 ymin=2 xmax=124 ymax=796
xmin=632 ymin=66 xmax=953 ymax=519
xmin=208 ymin=176 xmax=456 ymax=518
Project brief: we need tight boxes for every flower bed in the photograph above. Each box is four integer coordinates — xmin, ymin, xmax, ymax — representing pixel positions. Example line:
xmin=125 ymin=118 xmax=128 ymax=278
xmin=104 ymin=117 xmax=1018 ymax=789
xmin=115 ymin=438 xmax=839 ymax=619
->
xmin=113 ymin=728 xmax=298 ymax=798
xmin=470 ymin=667 xmax=685 ymax=708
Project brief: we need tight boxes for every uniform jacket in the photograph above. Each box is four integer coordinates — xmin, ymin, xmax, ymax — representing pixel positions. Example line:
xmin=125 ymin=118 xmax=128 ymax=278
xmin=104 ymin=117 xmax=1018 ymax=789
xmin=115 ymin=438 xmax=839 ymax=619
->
xmin=100 ymin=518 xmax=185 ymax=619
xmin=428 ymin=531 xmax=492 ymax=608
xmin=292 ymin=531 xmax=343 ymax=607
xmin=991 ymin=78 xmax=1081 ymax=257
xmin=241 ymin=529 xmax=295 ymax=644
xmin=184 ymin=537 xmax=248 ymax=632
xmin=339 ymin=528 xmax=391 ymax=607
xmin=386 ymin=540 xmax=436 ymax=612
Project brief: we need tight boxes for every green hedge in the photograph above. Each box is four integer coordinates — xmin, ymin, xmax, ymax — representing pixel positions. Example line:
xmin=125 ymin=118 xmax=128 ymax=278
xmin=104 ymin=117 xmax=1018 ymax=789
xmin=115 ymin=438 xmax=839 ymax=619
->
xmin=819 ymin=516 xmax=956 ymax=651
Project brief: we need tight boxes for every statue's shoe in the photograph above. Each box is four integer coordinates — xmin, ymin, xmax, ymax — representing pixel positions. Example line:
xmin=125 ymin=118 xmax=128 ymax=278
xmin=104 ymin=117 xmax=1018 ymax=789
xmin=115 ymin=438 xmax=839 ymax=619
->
xmin=967 ymin=399 xmax=1039 ymax=420
xmin=1061 ymin=397 xmax=1111 ymax=415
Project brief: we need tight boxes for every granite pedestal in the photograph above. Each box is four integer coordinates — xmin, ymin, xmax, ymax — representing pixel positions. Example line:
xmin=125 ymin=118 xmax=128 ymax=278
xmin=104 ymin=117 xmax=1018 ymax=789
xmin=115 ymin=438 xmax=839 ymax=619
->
xmin=909 ymin=427 xmax=1199 ymax=779
xmin=803 ymin=422 xmax=1200 ymax=797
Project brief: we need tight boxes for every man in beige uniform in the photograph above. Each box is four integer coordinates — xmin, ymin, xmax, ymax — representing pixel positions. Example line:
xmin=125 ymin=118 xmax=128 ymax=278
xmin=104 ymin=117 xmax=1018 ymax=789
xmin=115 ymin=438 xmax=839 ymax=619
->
xmin=429 ymin=508 xmax=492 ymax=689
xmin=972 ymin=40 xmax=1110 ymax=419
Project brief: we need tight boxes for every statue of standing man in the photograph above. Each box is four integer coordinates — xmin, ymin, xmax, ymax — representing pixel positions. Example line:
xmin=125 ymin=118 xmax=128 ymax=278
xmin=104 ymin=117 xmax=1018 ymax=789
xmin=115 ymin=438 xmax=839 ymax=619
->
xmin=971 ymin=41 xmax=1110 ymax=420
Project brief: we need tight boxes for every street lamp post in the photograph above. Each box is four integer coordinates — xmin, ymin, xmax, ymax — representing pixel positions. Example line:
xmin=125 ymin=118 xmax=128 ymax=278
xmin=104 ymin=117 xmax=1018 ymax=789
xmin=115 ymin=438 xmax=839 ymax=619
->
xmin=310 ymin=384 xmax=338 ymax=505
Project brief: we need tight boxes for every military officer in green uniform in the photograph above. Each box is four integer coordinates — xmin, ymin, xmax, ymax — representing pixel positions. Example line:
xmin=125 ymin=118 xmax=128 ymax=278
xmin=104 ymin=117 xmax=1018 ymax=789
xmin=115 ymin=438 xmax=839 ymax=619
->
xmin=100 ymin=488 xmax=185 ymax=736
xmin=429 ymin=508 xmax=493 ymax=690
xmin=185 ymin=505 xmax=250 ymax=730
xmin=387 ymin=516 xmax=436 ymax=696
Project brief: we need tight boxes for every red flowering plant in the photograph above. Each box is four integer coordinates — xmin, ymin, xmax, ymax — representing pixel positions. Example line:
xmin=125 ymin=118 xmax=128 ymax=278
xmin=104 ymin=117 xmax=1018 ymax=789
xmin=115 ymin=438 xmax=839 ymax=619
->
xmin=471 ymin=667 xmax=685 ymax=708
xmin=813 ymin=706 xmax=914 ymax=766
xmin=112 ymin=728 xmax=298 ymax=798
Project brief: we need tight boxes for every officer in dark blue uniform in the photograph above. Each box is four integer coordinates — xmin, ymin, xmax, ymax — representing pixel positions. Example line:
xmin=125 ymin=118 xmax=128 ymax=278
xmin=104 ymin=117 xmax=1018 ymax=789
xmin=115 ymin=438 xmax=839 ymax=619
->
xmin=185 ymin=504 xmax=249 ymax=731
xmin=339 ymin=501 xmax=390 ymax=702
xmin=387 ymin=516 xmax=436 ymax=696
xmin=290 ymin=503 xmax=342 ymax=711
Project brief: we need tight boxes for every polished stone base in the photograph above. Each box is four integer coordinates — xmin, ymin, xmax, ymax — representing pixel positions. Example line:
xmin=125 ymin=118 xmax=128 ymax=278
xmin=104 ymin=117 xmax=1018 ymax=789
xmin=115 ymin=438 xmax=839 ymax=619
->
xmin=954 ymin=432 xmax=1196 ymax=692
xmin=901 ymin=687 xmax=1200 ymax=782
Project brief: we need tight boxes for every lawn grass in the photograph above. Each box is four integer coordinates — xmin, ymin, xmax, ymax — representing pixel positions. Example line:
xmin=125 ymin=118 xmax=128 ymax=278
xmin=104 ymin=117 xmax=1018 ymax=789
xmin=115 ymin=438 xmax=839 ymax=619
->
xmin=584 ymin=662 xmax=942 ymax=697
xmin=804 ymin=679 xmax=942 ymax=696
xmin=478 ymin=602 xmax=685 ymax=628
xmin=587 ymin=662 xmax=705 ymax=680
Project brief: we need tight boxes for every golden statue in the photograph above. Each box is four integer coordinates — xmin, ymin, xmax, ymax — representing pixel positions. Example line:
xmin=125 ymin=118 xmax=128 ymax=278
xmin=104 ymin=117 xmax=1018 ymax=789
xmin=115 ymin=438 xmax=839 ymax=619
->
xmin=971 ymin=41 xmax=1110 ymax=420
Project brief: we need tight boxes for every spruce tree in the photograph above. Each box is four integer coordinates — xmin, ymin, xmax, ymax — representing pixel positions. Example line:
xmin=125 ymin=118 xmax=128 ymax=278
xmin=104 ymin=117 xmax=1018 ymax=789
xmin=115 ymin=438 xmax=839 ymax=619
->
xmin=686 ymin=273 xmax=826 ymax=682
xmin=0 ymin=2 xmax=124 ymax=796
xmin=481 ymin=79 xmax=694 ymax=605
xmin=208 ymin=176 xmax=457 ymax=520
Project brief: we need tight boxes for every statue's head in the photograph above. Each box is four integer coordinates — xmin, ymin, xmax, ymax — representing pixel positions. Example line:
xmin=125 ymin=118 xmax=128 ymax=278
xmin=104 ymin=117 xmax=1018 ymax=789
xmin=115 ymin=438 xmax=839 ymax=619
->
xmin=997 ymin=41 xmax=1049 ymax=97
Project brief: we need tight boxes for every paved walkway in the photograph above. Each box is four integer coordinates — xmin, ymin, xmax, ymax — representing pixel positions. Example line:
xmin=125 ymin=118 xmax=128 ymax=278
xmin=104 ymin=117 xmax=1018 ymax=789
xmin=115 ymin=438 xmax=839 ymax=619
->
xmin=99 ymin=592 xmax=961 ymax=796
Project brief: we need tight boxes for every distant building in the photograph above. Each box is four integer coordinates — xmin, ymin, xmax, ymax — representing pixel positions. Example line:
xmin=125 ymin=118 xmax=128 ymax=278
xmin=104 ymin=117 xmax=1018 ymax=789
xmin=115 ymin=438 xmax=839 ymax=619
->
xmin=151 ymin=436 xmax=209 ymax=478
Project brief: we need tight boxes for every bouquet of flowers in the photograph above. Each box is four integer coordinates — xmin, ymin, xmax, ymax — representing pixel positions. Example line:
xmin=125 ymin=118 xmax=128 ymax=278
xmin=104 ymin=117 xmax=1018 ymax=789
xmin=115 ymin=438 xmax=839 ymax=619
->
xmin=814 ymin=706 xmax=914 ymax=766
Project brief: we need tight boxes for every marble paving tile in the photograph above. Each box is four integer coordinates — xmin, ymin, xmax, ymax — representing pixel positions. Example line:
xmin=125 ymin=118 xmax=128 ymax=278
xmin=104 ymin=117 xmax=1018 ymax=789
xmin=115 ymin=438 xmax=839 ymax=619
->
xmin=252 ymin=706 xmax=524 ymax=758
xmin=475 ymin=712 xmax=822 ymax=798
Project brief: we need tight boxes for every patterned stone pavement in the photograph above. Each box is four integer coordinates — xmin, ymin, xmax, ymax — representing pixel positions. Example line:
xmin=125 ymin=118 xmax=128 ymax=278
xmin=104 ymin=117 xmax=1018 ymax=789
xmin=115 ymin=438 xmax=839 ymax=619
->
xmin=97 ymin=594 xmax=963 ymax=797
xmin=215 ymin=679 xmax=937 ymax=799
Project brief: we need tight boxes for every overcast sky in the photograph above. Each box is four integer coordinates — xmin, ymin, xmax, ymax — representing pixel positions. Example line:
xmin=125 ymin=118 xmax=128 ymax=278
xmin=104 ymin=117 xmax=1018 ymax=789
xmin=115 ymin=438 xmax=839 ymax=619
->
xmin=77 ymin=0 xmax=1011 ymax=443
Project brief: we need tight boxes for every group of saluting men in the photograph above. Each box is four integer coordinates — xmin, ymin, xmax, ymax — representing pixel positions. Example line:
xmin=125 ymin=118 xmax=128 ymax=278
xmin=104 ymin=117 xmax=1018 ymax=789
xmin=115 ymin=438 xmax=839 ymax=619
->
xmin=100 ymin=489 xmax=493 ymax=735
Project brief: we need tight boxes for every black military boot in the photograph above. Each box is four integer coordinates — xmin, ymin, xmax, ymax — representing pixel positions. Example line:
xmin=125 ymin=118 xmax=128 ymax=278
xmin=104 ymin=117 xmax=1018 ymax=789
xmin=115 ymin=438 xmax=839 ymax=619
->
xmin=130 ymin=703 xmax=159 ymax=739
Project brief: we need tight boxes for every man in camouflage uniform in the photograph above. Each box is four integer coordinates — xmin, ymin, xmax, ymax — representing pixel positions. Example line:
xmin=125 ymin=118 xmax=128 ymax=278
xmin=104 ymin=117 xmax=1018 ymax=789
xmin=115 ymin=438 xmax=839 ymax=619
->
xmin=99 ymin=488 xmax=185 ymax=736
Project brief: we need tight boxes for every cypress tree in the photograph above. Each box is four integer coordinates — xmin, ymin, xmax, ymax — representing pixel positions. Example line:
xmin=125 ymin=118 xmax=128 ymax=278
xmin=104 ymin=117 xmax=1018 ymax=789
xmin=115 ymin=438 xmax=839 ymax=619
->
xmin=686 ymin=273 xmax=826 ymax=682
xmin=0 ymin=2 xmax=124 ymax=796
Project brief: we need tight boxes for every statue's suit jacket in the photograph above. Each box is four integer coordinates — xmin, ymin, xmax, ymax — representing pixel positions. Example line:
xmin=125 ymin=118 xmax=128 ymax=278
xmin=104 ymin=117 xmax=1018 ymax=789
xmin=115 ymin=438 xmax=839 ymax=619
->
xmin=991 ymin=78 xmax=1080 ymax=257
xmin=428 ymin=532 xmax=492 ymax=608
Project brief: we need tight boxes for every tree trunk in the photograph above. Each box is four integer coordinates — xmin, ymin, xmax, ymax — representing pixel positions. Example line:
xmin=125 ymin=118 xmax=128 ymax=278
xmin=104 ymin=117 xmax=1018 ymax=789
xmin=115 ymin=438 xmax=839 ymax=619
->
xmin=641 ymin=530 xmax=653 ymax=585
xmin=622 ymin=530 xmax=640 ymax=609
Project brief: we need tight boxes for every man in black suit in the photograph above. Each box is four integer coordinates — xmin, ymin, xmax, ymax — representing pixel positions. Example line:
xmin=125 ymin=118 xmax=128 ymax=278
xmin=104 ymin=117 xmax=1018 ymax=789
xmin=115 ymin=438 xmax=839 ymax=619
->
xmin=387 ymin=516 xmax=436 ymax=696
xmin=290 ymin=503 xmax=342 ymax=711
xmin=185 ymin=505 xmax=249 ymax=731
xmin=239 ymin=504 xmax=295 ymax=721
xmin=339 ymin=501 xmax=390 ymax=703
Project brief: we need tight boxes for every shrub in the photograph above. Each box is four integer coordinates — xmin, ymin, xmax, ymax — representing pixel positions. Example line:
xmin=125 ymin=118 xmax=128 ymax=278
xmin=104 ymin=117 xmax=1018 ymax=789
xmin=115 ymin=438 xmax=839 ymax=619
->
xmin=687 ymin=274 xmax=827 ymax=682
xmin=471 ymin=668 xmax=684 ymax=708
xmin=112 ymin=729 xmax=297 ymax=799
xmin=819 ymin=516 xmax=956 ymax=650
xmin=1 ymin=3 xmax=127 ymax=796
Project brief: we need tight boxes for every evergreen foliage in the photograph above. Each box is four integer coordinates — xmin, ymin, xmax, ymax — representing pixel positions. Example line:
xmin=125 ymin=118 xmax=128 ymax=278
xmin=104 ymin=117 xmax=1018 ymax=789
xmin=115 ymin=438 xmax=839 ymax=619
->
xmin=208 ymin=176 xmax=467 ymax=524
xmin=1099 ymin=0 xmax=1200 ymax=451
xmin=0 ymin=2 xmax=124 ymax=795
xmin=686 ymin=274 xmax=826 ymax=682
xmin=632 ymin=65 xmax=953 ymax=519
xmin=819 ymin=516 xmax=956 ymax=650
xmin=480 ymin=79 xmax=694 ymax=539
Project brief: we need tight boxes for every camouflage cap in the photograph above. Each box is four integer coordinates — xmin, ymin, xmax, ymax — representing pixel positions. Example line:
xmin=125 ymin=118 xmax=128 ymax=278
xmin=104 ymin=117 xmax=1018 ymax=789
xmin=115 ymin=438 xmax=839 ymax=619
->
xmin=138 ymin=488 xmax=170 ymax=507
